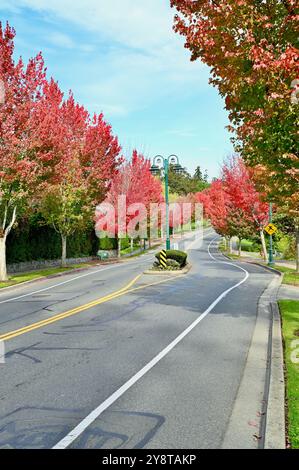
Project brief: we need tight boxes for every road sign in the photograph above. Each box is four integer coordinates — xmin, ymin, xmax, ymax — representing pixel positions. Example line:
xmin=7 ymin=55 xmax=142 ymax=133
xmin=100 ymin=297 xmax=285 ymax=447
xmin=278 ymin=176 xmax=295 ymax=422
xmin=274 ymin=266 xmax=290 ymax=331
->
xmin=159 ymin=250 xmax=167 ymax=269
xmin=264 ymin=223 xmax=278 ymax=236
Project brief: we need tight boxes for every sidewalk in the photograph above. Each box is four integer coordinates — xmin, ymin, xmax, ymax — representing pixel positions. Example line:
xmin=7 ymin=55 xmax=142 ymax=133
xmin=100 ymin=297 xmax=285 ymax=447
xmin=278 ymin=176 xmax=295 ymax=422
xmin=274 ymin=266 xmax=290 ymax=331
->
xmin=278 ymin=285 xmax=299 ymax=301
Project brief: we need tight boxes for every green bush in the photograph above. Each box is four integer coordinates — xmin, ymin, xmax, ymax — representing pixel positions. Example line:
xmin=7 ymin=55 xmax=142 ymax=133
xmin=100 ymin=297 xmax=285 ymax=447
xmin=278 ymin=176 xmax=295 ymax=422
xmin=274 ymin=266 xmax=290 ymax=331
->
xmin=7 ymin=219 xmax=98 ymax=264
xmin=241 ymin=239 xmax=261 ymax=253
xmin=276 ymin=235 xmax=296 ymax=260
xmin=155 ymin=249 xmax=188 ymax=268
xmin=99 ymin=237 xmax=118 ymax=250
xmin=166 ymin=259 xmax=181 ymax=269
xmin=98 ymin=237 xmax=133 ymax=251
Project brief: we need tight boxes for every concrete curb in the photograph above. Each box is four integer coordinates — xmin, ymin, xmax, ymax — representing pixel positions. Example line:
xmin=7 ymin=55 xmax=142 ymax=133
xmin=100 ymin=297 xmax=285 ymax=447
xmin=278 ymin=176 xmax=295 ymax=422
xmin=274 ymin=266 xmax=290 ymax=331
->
xmin=264 ymin=302 xmax=286 ymax=449
xmin=143 ymin=264 xmax=192 ymax=276
xmin=221 ymin=272 xmax=283 ymax=449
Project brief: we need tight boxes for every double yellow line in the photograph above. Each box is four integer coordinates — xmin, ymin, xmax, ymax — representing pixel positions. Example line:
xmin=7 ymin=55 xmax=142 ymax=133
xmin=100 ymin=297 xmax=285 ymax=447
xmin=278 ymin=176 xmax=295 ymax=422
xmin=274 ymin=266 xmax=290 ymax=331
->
xmin=0 ymin=273 xmax=180 ymax=342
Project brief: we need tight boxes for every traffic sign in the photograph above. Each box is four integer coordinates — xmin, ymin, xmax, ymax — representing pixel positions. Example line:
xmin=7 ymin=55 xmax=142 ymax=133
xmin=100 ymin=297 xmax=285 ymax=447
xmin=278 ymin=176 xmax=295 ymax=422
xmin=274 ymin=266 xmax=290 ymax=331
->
xmin=264 ymin=223 xmax=278 ymax=236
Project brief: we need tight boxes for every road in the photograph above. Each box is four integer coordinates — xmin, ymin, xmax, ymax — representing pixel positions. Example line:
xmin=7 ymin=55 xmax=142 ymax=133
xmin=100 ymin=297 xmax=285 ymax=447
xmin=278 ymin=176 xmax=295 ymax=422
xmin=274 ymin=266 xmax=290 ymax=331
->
xmin=0 ymin=229 xmax=275 ymax=449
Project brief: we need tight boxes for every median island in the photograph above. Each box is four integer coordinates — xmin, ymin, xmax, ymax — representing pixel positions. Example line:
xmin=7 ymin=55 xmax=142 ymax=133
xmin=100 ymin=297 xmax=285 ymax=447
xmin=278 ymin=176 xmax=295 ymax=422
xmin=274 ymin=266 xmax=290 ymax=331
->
xmin=144 ymin=250 xmax=190 ymax=275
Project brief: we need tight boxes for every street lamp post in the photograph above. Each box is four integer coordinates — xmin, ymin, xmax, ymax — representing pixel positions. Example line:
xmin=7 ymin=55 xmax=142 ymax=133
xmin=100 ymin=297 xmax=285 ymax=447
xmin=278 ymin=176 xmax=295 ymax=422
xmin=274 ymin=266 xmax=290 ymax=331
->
xmin=150 ymin=155 xmax=183 ymax=251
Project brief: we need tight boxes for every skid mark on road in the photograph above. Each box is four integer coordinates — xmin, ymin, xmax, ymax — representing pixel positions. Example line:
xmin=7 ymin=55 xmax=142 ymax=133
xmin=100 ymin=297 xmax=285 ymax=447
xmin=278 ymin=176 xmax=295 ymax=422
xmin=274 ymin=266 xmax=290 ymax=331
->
xmin=0 ymin=275 xmax=141 ymax=342
xmin=53 ymin=237 xmax=250 ymax=449
xmin=0 ymin=274 xmax=182 ymax=342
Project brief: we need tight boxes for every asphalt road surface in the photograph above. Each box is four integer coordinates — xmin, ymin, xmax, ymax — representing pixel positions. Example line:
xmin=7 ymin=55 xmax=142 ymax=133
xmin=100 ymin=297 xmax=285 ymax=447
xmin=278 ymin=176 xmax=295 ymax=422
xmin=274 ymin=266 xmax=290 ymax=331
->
xmin=0 ymin=229 xmax=275 ymax=449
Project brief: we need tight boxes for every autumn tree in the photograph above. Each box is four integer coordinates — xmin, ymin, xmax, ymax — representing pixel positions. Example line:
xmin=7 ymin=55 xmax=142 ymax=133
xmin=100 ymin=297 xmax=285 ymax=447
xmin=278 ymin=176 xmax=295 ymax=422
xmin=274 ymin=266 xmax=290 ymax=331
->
xmin=221 ymin=156 xmax=269 ymax=259
xmin=100 ymin=151 xmax=163 ymax=256
xmin=0 ymin=22 xmax=46 ymax=280
xmin=33 ymin=80 xmax=121 ymax=266
xmin=171 ymin=0 xmax=298 ymax=262
xmin=197 ymin=156 xmax=269 ymax=257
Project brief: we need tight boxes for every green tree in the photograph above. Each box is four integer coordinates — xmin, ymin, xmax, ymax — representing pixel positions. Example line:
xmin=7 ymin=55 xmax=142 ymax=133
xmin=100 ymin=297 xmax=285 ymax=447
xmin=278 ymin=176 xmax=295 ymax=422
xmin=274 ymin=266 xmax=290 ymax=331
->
xmin=194 ymin=166 xmax=203 ymax=181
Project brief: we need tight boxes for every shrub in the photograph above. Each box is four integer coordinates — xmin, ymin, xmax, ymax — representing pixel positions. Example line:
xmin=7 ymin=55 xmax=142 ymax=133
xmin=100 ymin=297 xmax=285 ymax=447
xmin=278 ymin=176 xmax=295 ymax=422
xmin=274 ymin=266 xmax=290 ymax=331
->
xmin=166 ymin=259 xmax=181 ymax=269
xmin=99 ymin=237 xmax=118 ymax=250
xmin=276 ymin=235 xmax=296 ymax=260
xmin=7 ymin=218 xmax=98 ymax=263
xmin=241 ymin=239 xmax=261 ymax=253
xmin=155 ymin=249 xmax=188 ymax=268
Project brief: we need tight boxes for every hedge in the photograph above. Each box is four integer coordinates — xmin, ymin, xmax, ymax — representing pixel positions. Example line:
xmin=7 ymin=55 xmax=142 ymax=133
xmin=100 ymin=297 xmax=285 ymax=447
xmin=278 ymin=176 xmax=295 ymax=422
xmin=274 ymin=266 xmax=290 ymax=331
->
xmin=6 ymin=222 xmax=98 ymax=264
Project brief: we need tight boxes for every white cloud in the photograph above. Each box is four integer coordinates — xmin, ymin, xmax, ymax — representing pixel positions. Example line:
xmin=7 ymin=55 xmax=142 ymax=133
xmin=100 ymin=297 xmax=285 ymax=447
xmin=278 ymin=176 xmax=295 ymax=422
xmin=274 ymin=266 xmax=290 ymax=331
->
xmin=87 ymin=102 xmax=128 ymax=117
xmin=47 ymin=32 xmax=74 ymax=49
xmin=167 ymin=129 xmax=198 ymax=138
xmin=9 ymin=0 xmax=175 ymax=50
xmin=6 ymin=1 xmax=209 ymax=119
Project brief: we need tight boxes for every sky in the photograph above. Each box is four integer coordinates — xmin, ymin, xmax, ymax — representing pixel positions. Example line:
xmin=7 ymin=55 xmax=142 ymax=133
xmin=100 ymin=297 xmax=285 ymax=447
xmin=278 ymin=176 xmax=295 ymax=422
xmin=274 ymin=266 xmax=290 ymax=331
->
xmin=0 ymin=0 xmax=234 ymax=179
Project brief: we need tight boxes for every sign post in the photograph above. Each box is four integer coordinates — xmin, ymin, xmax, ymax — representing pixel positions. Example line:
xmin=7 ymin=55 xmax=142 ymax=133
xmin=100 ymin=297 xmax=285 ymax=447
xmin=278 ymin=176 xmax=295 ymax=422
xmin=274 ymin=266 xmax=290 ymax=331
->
xmin=264 ymin=203 xmax=277 ymax=267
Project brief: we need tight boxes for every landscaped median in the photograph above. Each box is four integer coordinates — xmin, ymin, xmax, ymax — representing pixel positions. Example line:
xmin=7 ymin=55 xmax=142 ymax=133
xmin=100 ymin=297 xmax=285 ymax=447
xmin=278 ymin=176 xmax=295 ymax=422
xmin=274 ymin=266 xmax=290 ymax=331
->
xmin=278 ymin=300 xmax=299 ymax=449
xmin=144 ymin=249 xmax=191 ymax=275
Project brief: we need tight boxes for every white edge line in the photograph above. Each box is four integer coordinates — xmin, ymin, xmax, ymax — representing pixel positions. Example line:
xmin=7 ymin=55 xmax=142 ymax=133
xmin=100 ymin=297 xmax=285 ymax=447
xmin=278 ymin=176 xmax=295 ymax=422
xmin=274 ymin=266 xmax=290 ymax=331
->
xmin=0 ymin=229 xmax=213 ymax=306
xmin=52 ymin=236 xmax=249 ymax=449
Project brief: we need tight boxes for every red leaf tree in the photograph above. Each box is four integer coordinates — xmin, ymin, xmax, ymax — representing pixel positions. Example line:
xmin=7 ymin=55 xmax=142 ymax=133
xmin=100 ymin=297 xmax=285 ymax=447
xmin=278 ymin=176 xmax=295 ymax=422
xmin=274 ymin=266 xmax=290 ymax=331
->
xmin=0 ymin=22 xmax=46 ymax=280
xmin=32 ymin=80 xmax=121 ymax=266
xmin=197 ymin=156 xmax=269 ymax=258
xmin=97 ymin=150 xmax=163 ymax=256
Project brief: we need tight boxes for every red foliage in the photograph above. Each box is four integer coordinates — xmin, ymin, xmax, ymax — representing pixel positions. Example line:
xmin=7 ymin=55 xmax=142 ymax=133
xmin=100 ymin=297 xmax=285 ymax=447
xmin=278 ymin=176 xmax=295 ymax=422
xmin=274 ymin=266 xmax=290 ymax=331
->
xmin=195 ymin=157 xmax=269 ymax=237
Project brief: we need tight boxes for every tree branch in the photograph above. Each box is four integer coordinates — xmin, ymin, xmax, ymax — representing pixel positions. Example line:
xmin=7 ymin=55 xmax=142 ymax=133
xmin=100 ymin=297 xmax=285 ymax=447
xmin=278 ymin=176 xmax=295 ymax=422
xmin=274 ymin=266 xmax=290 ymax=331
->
xmin=4 ymin=206 xmax=17 ymax=238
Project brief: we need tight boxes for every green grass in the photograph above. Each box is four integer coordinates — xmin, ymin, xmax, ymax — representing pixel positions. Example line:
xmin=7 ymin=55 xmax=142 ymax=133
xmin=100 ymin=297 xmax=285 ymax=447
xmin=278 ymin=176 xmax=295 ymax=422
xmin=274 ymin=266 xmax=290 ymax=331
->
xmin=123 ymin=243 xmax=161 ymax=258
xmin=274 ymin=266 xmax=299 ymax=287
xmin=279 ymin=300 xmax=299 ymax=448
xmin=0 ymin=263 xmax=93 ymax=289
xmin=120 ymin=244 xmax=140 ymax=256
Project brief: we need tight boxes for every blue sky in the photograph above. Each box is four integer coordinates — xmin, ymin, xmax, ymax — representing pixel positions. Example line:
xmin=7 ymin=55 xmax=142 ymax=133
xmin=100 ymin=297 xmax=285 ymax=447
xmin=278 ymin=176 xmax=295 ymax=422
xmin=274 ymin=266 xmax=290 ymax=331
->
xmin=0 ymin=0 xmax=234 ymax=179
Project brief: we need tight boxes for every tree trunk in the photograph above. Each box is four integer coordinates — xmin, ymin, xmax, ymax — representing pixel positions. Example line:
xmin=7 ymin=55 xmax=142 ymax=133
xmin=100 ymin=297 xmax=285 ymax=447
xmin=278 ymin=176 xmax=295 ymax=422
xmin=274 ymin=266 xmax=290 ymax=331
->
xmin=118 ymin=238 xmax=122 ymax=258
xmin=239 ymin=240 xmax=242 ymax=257
xmin=260 ymin=230 xmax=268 ymax=262
xmin=130 ymin=238 xmax=134 ymax=252
xmin=296 ymin=226 xmax=299 ymax=274
xmin=0 ymin=237 xmax=8 ymax=281
xmin=61 ymin=235 xmax=67 ymax=267
xmin=228 ymin=237 xmax=232 ymax=254
xmin=223 ymin=237 xmax=227 ymax=251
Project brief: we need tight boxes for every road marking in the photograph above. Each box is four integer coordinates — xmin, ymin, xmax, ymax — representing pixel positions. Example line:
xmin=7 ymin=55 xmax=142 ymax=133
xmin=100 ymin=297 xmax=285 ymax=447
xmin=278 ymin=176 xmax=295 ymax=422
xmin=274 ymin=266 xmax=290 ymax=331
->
xmin=0 ymin=228 xmax=211 ymax=305
xmin=207 ymin=238 xmax=250 ymax=282
xmin=52 ymin=236 xmax=250 ymax=450
xmin=0 ymin=260 xmax=150 ymax=305
xmin=0 ymin=274 xmax=182 ymax=342
xmin=0 ymin=229 xmax=212 ymax=339
xmin=0 ymin=275 xmax=141 ymax=341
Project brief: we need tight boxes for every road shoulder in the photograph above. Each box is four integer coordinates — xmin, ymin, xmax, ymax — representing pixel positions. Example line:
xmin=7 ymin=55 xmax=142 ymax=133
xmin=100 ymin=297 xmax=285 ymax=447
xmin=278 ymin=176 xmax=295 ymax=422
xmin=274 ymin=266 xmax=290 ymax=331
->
xmin=222 ymin=268 xmax=284 ymax=449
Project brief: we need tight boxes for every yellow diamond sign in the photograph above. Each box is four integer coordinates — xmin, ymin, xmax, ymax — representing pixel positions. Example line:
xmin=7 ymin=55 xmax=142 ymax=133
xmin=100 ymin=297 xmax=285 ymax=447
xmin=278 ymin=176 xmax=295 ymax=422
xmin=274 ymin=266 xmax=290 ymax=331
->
xmin=264 ymin=223 xmax=278 ymax=236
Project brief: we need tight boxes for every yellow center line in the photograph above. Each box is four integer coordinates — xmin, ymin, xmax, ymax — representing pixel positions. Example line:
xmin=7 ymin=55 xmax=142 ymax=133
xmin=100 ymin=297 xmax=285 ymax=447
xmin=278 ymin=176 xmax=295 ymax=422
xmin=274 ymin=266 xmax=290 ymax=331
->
xmin=0 ymin=273 xmax=182 ymax=342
